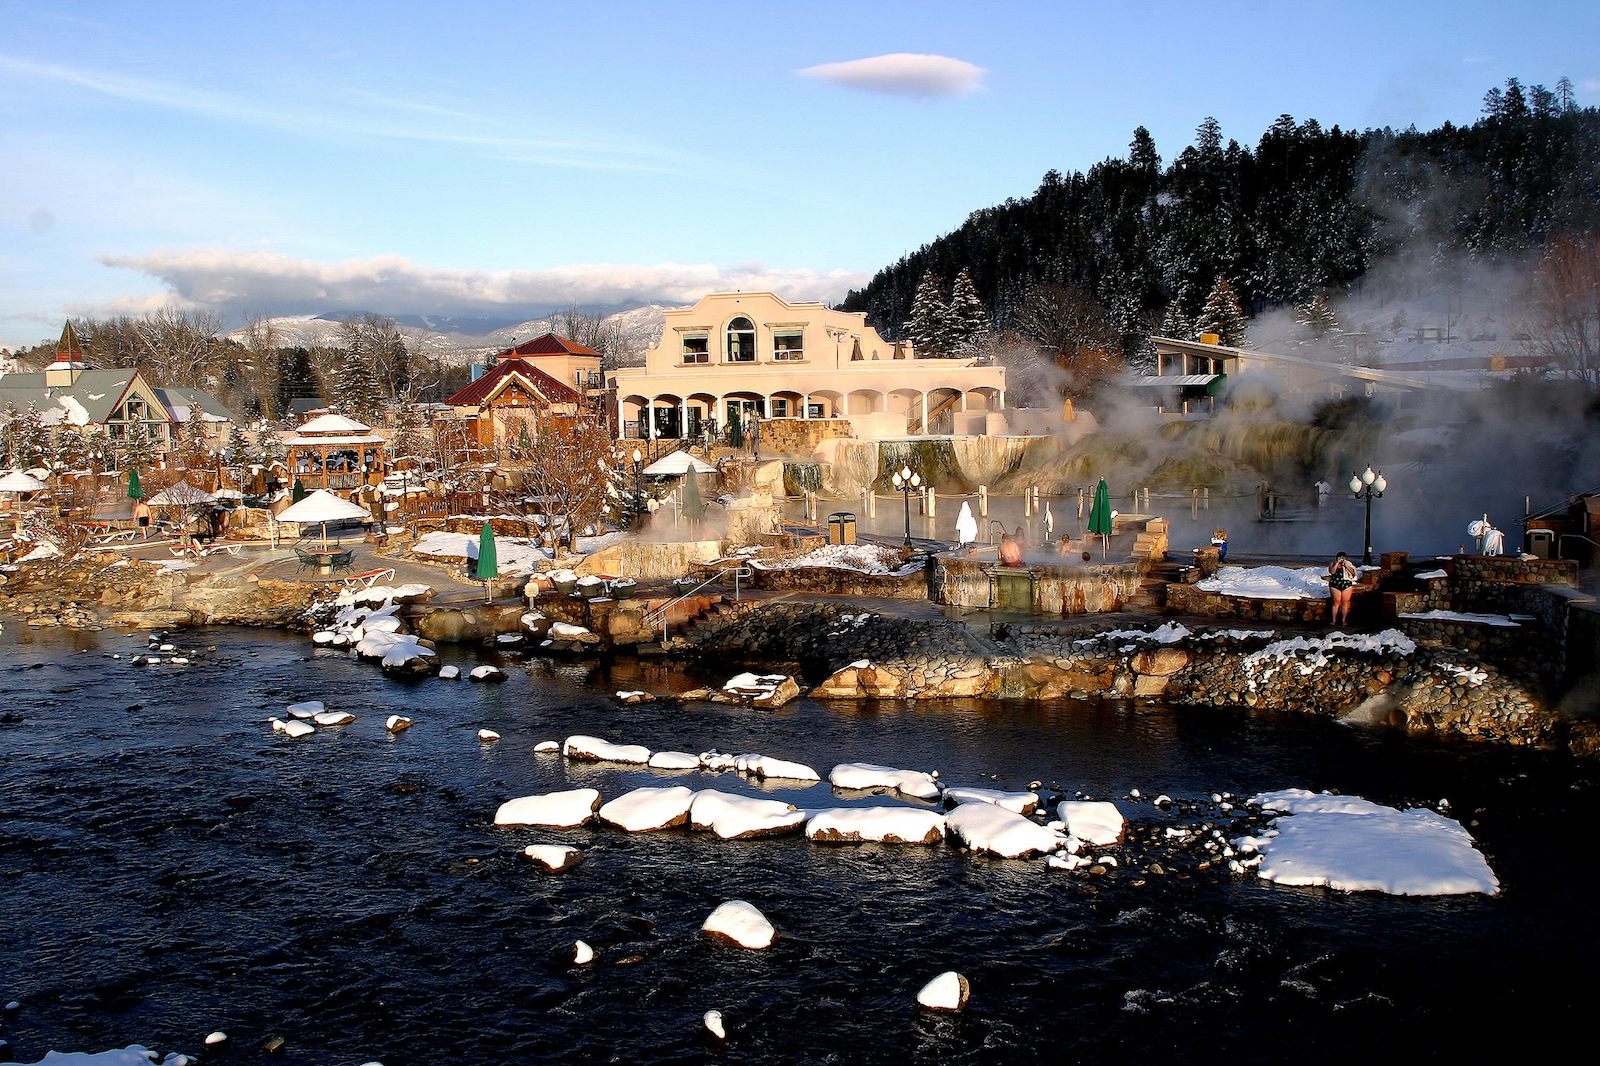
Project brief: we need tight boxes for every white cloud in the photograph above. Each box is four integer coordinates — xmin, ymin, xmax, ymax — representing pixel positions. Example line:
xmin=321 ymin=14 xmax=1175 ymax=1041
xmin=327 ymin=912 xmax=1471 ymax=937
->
xmin=93 ymin=248 xmax=869 ymax=319
xmin=797 ymin=53 xmax=985 ymax=99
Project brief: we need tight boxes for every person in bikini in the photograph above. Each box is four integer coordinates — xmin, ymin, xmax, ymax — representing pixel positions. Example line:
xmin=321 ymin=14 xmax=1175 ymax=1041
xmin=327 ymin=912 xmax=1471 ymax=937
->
xmin=1327 ymin=551 xmax=1359 ymax=626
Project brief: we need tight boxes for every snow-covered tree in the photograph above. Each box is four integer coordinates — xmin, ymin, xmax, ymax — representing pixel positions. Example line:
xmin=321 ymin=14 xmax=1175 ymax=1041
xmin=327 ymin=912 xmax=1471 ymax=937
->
xmin=16 ymin=403 xmax=48 ymax=470
xmin=0 ymin=403 xmax=21 ymax=469
xmin=118 ymin=417 xmax=157 ymax=470
xmin=257 ymin=426 xmax=287 ymax=469
xmin=222 ymin=423 xmax=258 ymax=468
xmin=1196 ymin=276 xmax=1248 ymax=347
xmin=333 ymin=347 xmax=383 ymax=420
xmin=387 ymin=401 xmax=425 ymax=465
xmin=50 ymin=427 xmax=89 ymax=474
xmin=904 ymin=271 xmax=954 ymax=357
xmin=946 ymin=268 xmax=991 ymax=357
xmin=174 ymin=414 xmax=213 ymax=470
xmin=1158 ymin=301 xmax=1196 ymax=341
xmin=83 ymin=424 xmax=112 ymax=472
xmin=1296 ymin=294 xmax=1340 ymax=338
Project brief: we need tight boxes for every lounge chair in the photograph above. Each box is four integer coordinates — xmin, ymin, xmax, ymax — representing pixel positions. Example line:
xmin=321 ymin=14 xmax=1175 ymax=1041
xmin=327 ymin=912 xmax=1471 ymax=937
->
xmin=340 ymin=566 xmax=396 ymax=591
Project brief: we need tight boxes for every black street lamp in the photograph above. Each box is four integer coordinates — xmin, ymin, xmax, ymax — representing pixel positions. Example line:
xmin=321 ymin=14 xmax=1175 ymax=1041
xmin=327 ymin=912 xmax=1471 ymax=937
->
xmin=631 ymin=447 xmax=645 ymax=529
xmin=1349 ymin=465 xmax=1388 ymax=566
xmin=890 ymin=464 xmax=922 ymax=550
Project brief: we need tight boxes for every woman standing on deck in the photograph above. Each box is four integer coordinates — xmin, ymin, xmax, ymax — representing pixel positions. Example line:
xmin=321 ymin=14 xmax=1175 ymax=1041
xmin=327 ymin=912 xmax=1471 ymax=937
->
xmin=1327 ymin=551 xmax=1359 ymax=626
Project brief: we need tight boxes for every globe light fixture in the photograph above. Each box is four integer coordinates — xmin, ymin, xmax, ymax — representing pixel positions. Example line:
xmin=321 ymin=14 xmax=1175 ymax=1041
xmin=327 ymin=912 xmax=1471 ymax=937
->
xmin=891 ymin=466 xmax=924 ymax=550
xmin=1350 ymin=465 xmax=1388 ymax=565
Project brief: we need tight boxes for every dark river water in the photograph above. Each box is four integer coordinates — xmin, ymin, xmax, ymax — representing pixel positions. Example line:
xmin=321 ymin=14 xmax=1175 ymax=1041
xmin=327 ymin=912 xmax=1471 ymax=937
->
xmin=2 ymin=625 xmax=1596 ymax=1065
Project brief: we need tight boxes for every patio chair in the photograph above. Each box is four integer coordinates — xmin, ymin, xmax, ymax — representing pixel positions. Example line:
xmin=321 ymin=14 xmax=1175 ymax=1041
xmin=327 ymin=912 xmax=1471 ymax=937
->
xmin=294 ymin=547 xmax=319 ymax=574
xmin=330 ymin=549 xmax=355 ymax=575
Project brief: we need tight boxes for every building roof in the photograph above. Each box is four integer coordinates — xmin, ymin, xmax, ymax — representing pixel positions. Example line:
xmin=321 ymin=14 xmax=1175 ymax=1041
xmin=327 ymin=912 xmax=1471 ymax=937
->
xmin=444 ymin=357 xmax=582 ymax=408
xmin=0 ymin=368 xmax=144 ymax=424
xmin=295 ymin=413 xmax=372 ymax=434
xmin=156 ymin=387 xmax=237 ymax=423
xmin=1150 ymin=336 xmax=1487 ymax=394
xmin=1130 ymin=374 xmax=1220 ymax=387
xmin=496 ymin=332 xmax=602 ymax=359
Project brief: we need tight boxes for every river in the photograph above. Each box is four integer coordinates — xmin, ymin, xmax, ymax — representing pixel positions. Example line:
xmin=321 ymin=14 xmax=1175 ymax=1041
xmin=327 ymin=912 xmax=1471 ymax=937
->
xmin=1 ymin=626 xmax=1594 ymax=1064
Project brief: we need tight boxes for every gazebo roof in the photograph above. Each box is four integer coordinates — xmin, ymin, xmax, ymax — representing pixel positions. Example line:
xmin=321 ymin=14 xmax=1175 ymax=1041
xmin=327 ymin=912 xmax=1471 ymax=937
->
xmin=295 ymin=413 xmax=372 ymax=434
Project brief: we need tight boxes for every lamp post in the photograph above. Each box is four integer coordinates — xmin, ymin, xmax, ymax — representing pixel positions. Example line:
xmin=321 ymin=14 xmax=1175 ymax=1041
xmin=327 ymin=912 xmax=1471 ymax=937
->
xmin=631 ymin=447 xmax=645 ymax=529
xmin=890 ymin=464 xmax=922 ymax=551
xmin=1349 ymin=465 xmax=1388 ymax=566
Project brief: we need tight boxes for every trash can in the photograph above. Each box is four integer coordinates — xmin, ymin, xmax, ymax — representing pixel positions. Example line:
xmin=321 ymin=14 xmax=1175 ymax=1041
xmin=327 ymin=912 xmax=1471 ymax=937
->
xmin=828 ymin=512 xmax=857 ymax=545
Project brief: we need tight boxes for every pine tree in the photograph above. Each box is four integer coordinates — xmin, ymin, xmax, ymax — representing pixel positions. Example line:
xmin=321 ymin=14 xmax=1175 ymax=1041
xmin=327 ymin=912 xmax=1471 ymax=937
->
xmin=257 ymin=426 xmax=287 ymax=470
xmin=175 ymin=415 xmax=212 ymax=470
xmin=0 ymin=403 xmax=21 ymax=469
xmin=84 ymin=424 xmax=111 ymax=472
xmin=946 ymin=269 xmax=991 ymax=357
xmin=51 ymin=428 xmax=89 ymax=473
xmin=1296 ymin=294 xmax=1340 ymax=337
xmin=222 ymin=423 xmax=258 ymax=468
xmin=333 ymin=348 xmax=382 ymax=420
xmin=120 ymin=417 xmax=156 ymax=470
xmin=1196 ymin=277 xmax=1248 ymax=346
xmin=1158 ymin=301 xmax=1196 ymax=341
xmin=17 ymin=403 xmax=48 ymax=470
xmin=904 ymin=271 xmax=954 ymax=357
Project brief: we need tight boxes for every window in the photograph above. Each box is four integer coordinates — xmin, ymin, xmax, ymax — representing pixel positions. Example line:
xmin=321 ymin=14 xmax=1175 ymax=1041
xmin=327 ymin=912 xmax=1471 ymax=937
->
xmin=725 ymin=318 xmax=755 ymax=362
xmin=682 ymin=333 xmax=709 ymax=364
xmin=807 ymin=403 xmax=825 ymax=418
xmin=773 ymin=329 xmax=804 ymax=361
xmin=771 ymin=398 xmax=789 ymax=417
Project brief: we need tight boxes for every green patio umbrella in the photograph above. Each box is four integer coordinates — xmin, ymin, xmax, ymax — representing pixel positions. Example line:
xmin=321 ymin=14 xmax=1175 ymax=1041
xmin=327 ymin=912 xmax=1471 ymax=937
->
xmin=681 ymin=468 xmax=706 ymax=528
xmin=291 ymin=478 xmax=307 ymax=503
xmin=474 ymin=521 xmax=498 ymax=602
xmin=126 ymin=467 xmax=143 ymax=500
xmin=1087 ymin=477 xmax=1114 ymax=558
xmin=728 ymin=408 xmax=743 ymax=449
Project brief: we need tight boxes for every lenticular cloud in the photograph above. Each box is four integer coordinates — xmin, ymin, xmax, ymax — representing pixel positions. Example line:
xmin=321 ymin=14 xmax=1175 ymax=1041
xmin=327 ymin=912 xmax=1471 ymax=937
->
xmin=797 ymin=53 xmax=985 ymax=98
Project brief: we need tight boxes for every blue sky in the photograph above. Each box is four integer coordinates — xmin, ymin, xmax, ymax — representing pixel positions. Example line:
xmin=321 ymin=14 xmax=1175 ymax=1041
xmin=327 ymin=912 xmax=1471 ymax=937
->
xmin=3 ymin=0 xmax=1598 ymax=348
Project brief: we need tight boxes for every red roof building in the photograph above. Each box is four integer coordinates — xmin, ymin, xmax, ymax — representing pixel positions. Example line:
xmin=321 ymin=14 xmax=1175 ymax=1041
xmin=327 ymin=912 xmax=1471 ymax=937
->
xmin=443 ymin=357 xmax=584 ymax=447
xmin=486 ymin=332 xmax=606 ymax=401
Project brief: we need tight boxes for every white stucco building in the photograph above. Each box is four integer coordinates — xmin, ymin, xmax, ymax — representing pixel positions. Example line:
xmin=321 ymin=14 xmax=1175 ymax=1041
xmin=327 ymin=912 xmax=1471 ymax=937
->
xmin=610 ymin=292 xmax=1008 ymax=441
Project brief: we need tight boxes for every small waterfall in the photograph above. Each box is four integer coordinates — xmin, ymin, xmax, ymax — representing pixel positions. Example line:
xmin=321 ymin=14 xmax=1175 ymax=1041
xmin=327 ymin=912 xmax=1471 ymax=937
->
xmin=783 ymin=462 xmax=823 ymax=497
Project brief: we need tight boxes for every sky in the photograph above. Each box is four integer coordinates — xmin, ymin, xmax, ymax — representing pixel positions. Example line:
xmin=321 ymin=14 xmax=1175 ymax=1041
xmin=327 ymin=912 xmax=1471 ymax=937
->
xmin=3 ymin=0 xmax=1599 ymax=348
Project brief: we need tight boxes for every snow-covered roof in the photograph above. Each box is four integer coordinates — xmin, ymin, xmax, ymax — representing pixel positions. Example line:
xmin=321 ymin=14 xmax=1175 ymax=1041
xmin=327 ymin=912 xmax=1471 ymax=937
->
xmin=1130 ymin=374 xmax=1220 ymax=387
xmin=284 ymin=432 xmax=387 ymax=446
xmin=295 ymin=413 xmax=372 ymax=434
xmin=641 ymin=450 xmax=717 ymax=476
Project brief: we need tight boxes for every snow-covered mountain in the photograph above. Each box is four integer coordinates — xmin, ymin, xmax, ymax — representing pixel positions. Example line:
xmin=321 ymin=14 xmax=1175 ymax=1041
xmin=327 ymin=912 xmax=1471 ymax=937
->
xmin=228 ymin=306 xmax=668 ymax=366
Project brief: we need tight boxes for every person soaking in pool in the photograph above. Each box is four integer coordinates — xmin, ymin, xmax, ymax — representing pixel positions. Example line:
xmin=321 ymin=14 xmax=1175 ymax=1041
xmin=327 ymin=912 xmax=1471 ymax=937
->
xmin=999 ymin=527 xmax=1025 ymax=567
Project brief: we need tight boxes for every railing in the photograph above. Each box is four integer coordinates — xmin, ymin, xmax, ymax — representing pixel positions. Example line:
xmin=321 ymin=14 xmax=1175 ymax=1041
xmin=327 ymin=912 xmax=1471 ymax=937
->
xmin=642 ymin=564 xmax=752 ymax=641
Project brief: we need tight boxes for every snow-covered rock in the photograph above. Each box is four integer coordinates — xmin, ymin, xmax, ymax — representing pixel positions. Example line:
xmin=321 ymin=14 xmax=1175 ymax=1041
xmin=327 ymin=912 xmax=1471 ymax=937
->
xmin=806 ymin=806 xmax=946 ymax=845
xmin=478 ymin=728 xmax=501 ymax=742
xmin=944 ymin=802 xmax=1064 ymax=858
xmin=494 ymin=788 xmax=603 ymax=828
xmin=16 ymin=1048 xmax=194 ymax=1065
xmin=533 ymin=740 xmax=560 ymax=754
xmin=312 ymin=631 xmax=338 ymax=645
xmin=703 ymin=1010 xmax=726 ymax=1040
xmin=385 ymin=715 xmax=413 ymax=733
xmin=615 ymin=689 xmax=652 ymax=704
xmin=689 ymin=789 xmax=805 ymax=839
xmin=648 ymin=750 xmax=701 ymax=770
xmin=1236 ymin=788 xmax=1499 ymax=896
xmin=916 ymin=971 xmax=970 ymax=1012
xmin=1056 ymin=800 xmax=1126 ymax=846
xmin=717 ymin=672 xmax=800 ymax=708
xmin=698 ymin=751 xmax=740 ymax=772
xmin=735 ymin=753 xmax=820 ymax=783
xmin=469 ymin=665 xmax=507 ymax=683
xmin=943 ymin=786 xmax=1039 ymax=815
xmin=701 ymin=900 xmax=776 ymax=949
xmin=205 ymin=1031 xmax=227 ymax=1046
xmin=313 ymin=710 xmax=356 ymax=727
xmin=548 ymin=621 xmax=600 ymax=644
xmin=571 ymin=940 xmax=595 ymax=965
xmin=270 ymin=717 xmax=315 ymax=739
xmin=564 ymin=734 xmax=651 ymax=764
xmin=438 ymin=665 xmax=460 ymax=680
xmin=829 ymin=762 xmax=942 ymax=801
xmin=523 ymin=844 xmax=583 ymax=873
xmin=598 ymin=785 xmax=697 ymax=832
xmin=285 ymin=700 xmax=324 ymax=719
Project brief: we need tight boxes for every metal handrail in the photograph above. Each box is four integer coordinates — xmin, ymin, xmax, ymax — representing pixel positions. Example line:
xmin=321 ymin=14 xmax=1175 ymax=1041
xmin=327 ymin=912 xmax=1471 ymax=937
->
xmin=643 ymin=564 xmax=753 ymax=640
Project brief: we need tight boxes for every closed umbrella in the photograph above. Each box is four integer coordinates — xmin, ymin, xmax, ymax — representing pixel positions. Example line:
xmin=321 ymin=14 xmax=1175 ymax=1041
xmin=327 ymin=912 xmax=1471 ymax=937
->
xmin=1087 ymin=477 xmax=1114 ymax=558
xmin=291 ymin=478 xmax=307 ymax=503
xmin=955 ymin=500 xmax=977 ymax=546
xmin=126 ymin=467 xmax=143 ymax=500
xmin=474 ymin=521 xmax=498 ymax=602
xmin=1043 ymin=500 xmax=1055 ymax=539
xmin=681 ymin=467 xmax=706 ymax=527
xmin=276 ymin=488 xmax=369 ymax=550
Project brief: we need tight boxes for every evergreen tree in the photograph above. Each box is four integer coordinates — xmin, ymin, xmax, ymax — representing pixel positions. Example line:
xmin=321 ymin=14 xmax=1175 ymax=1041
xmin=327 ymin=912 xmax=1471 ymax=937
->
xmin=84 ymin=424 xmax=111 ymax=472
xmin=221 ymin=423 xmax=257 ymax=468
xmin=257 ymin=426 xmax=287 ymax=470
xmin=1296 ymin=294 xmax=1341 ymax=337
xmin=0 ymin=403 xmax=21 ymax=469
xmin=946 ymin=268 xmax=992 ymax=356
xmin=1196 ymin=277 xmax=1248 ymax=346
xmin=333 ymin=348 xmax=382 ymax=420
xmin=388 ymin=402 xmax=424 ymax=463
xmin=176 ymin=415 xmax=212 ymax=470
xmin=904 ymin=272 xmax=954 ymax=357
xmin=17 ymin=403 xmax=48 ymax=470
xmin=1158 ymin=301 xmax=1196 ymax=341
xmin=120 ymin=417 xmax=157 ymax=470
xmin=51 ymin=427 xmax=89 ymax=473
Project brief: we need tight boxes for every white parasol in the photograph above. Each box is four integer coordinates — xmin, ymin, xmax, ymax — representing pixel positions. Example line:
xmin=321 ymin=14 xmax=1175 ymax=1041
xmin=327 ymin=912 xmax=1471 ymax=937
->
xmin=955 ymin=500 xmax=978 ymax=546
xmin=640 ymin=450 xmax=717 ymax=477
xmin=277 ymin=489 xmax=370 ymax=549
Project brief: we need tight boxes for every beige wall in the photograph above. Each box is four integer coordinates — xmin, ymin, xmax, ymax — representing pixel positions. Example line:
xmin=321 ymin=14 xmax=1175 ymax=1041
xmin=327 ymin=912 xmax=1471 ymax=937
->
xmin=612 ymin=291 xmax=1006 ymax=440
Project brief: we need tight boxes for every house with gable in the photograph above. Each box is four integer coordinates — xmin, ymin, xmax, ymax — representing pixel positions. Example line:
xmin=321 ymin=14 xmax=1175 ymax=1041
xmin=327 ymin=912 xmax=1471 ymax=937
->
xmin=442 ymin=343 xmax=585 ymax=447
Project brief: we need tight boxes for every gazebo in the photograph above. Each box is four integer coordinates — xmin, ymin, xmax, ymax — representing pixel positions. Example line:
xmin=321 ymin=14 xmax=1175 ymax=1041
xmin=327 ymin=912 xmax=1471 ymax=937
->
xmin=283 ymin=414 xmax=388 ymax=490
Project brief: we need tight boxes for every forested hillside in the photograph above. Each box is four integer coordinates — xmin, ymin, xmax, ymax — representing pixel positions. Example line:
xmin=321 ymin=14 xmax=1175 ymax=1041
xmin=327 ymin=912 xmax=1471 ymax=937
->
xmin=843 ymin=78 xmax=1600 ymax=351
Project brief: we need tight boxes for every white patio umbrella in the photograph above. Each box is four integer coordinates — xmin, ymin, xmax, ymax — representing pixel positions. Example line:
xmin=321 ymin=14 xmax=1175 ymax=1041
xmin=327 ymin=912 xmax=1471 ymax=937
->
xmin=640 ymin=450 xmax=717 ymax=477
xmin=146 ymin=479 xmax=217 ymax=506
xmin=1 ymin=469 xmax=49 ymax=533
xmin=955 ymin=500 xmax=978 ymax=546
xmin=276 ymin=489 xmax=370 ymax=549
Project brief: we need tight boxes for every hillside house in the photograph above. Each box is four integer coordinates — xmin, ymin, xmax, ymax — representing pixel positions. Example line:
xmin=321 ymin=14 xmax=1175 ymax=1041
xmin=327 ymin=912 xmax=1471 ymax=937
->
xmin=442 ymin=355 xmax=584 ymax=447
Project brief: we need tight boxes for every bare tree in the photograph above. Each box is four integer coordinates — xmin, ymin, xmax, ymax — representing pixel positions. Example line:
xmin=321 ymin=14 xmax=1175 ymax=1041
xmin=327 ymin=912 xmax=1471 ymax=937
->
xmin=1011 ymin=284 xmax=1126 ymax=400
xmin=134 ymin=309 xmax=227 ymax=385
xmin=551 ymin=304 xmax=624 ymax=370
xmin=1528 ymin=234 xmax=1600 ymax=389
xmin=519 ymin=407 xmax=614 ymax=552
xmin=240 ymin=314 xmax=282 ymax=420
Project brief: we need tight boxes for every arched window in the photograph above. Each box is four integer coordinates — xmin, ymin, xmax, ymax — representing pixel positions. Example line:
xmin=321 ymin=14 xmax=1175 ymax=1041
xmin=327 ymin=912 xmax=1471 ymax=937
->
xmin=726 ymin=317 xmax=756 ymax=362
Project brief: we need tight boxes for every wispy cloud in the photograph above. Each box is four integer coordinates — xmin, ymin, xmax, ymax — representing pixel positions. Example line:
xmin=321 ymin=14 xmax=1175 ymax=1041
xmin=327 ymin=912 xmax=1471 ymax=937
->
xmin=0 ymin=54 xmax=675 ymax=172
xmin=94 ymin=247 xmax=869 ymax=319
xmin=797 ymin=53 xmax=985 ymax=98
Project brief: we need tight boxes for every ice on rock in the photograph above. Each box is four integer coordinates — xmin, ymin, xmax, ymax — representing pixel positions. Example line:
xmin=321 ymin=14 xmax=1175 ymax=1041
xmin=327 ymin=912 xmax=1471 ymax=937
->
xmin=648 ymin=750 xmax=701 ymax=770
xmin=916 ymin=971 xmax=971 ymax=1012
xmin=735 ymin=753 xmax=821 ymax=783
xmin=564 ymin=734 xmax=652 ymax=764
xmin=829 ymin=762 xmax=942 ymax=801
xmin=944 ymin=801 xmax=1064 ymax=858
xmin=806 ymin=806 xmax=946 ymax=845
xmin=1238 ymin=788 xmax=1499 ymax=896
xmin=523 ymin=844 xmax=583 ymax=873
xmin=438 ymin=665 xmax=460 ymax=680
xmin=478 ymin=729 xmax=501 ymax=742
xmin=1056 ymin=800 xmax=1126 ymax=846
xmin=689 ymin=789 xmax=806 ymax=839
xmin=703 ymin=1010 xmax=726 ymax=1040
xmin=494 ymin=788 xmax=603 ymax=828
xmin=313 ymin=711 xmax=356 ymax=726
xmin=285 ymin=701 xmax=324 ymax=719
xmin=942 ymin=786 xmax=1039 ymax=815
xmin=701 ymin=899 xmax=776 ymax=949
xmin=599 ymin=785 xmax=697 ymax=832
xmin=385 ymin=715 xmax=413 ymax=733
